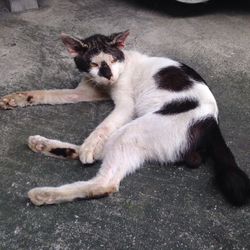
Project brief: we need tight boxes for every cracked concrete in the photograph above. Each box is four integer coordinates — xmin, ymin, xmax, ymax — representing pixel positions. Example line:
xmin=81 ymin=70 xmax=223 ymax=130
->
xmin=0 ymin=0 xmax=249 ymax=249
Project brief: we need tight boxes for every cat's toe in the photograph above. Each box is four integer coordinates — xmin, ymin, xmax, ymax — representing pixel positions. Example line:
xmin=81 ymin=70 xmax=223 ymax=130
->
xmin=79 ymin=139 xmax=104 ymax=164
xmin=28 ymin=135 xmax=48 ymax=153
xmin=79 ymin=146 xmax=95 ymax=164
xmin=28 ymin=187 xmax=59 ymax=206
xmin=0 ymin=97 xmax=16 ymax=110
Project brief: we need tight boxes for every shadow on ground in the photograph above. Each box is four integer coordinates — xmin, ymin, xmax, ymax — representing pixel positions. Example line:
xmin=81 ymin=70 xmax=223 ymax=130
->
xmin=120 ymin=0 xmax=250 ymax=17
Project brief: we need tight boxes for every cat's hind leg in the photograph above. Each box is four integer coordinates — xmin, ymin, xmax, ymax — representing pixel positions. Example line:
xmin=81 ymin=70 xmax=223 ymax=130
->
xmin=28 ymin=135 xmax=79 ymax=160
xmin=28 ymin=113 xmax=190 ymax=205
xmin=184 ymin=151 xmax=203 ymax=169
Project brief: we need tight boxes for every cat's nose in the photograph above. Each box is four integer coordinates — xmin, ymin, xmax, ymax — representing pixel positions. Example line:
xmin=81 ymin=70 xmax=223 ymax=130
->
xmin=105 ymin=73 xmax=112 ymax=80
xmin=98 ymin=61 xmax=113 ymax=80
xmin=99 ymin=66 xmax=112 ymax=80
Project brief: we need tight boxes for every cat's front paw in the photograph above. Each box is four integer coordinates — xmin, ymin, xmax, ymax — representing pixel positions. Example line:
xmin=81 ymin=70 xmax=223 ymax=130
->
xmin=0 ymin=92 xmax=33 ymax=109
xmin=79 ymin=142 xmax=100 ymax=164
xmin=28 ymin=187 xmax=60 ymax=206
xmin=79 ymin=146 xmax=95 ymax=164
xmin=79 ymin=128 xmax=108 ymax=164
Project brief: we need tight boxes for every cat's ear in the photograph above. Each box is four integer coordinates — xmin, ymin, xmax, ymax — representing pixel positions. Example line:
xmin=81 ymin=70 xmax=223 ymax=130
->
xmin=61 ymin=33 xmax=88 ymax=57
xmin=109 ymin=30 xmax=129 ymax=49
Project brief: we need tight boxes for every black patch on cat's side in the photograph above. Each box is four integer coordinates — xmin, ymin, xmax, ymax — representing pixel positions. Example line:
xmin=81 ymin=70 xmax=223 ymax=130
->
xmin=99 ymin=61 xmax=112 ymax=80
xmin=156 ymin=99 xmax=199 ymax=115
xmin=50 ymin=148 xmax=77 ymax=159
xmin=154 ymin=65 xmax=205 ymax=91
xmin=154 ymin=66 xmax=193 ymax=91
xmin=180 ymin=64 xmax=206 ymax=83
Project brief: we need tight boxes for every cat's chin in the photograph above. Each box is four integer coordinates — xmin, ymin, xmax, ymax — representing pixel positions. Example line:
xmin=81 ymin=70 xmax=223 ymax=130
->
xmin=96 ymin=78 xmax=117 ymax=86
xmin=102 ymin=82 xmax=115 ymax=87
xmin=95 ymin=82 xmax=111 ymax=88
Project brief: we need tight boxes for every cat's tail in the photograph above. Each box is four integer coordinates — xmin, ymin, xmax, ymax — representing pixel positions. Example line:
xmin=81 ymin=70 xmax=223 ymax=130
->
xmin=205 ymin=119 xmax=250 ymax=206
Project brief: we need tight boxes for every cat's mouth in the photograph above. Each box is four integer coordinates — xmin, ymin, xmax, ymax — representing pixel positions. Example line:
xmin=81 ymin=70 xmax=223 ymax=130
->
xmin=109 ymin=77 xmax=116 ymax=85
xmin=97 ymin=77 xmax=116 ymax=86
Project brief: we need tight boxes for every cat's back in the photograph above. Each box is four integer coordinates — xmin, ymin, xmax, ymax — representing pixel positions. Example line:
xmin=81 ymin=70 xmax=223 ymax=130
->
xmin=124 ymin=51 xmax=180 ymax=92
xmin=124 ymin=50 xmax=217 ymax=118
xmin=125 ymin=50 xmax=179 ymax=78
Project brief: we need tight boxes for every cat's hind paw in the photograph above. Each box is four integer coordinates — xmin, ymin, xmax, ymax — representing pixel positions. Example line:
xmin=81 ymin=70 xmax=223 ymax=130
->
xmin=28 ymin=187 xmax=60 ymax=206
xmin=28 ymin=135 xmax=49 ymax=153
xmin=28 ymin=135 xmax=79 ymax=159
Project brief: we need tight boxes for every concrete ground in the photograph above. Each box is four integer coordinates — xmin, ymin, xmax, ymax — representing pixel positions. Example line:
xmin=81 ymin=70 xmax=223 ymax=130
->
xmin=0 ymin=0 xmax=250 ymax=249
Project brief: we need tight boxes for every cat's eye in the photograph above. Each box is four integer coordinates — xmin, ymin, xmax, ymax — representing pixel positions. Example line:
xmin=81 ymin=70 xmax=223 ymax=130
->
xmin=111 ymin=58 xmax=117 ymax=64
xmin=90 ymin=62 xmax=98 ymax=67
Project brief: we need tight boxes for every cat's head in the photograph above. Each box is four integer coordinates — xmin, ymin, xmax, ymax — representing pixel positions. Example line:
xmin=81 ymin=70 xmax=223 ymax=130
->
xmin=61 ymin=30 xmax=129 ymax=86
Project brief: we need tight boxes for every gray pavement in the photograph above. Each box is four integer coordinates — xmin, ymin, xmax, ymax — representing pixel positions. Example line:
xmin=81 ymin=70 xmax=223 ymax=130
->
xmin=0 ymin=0 xmax=249 ymax=249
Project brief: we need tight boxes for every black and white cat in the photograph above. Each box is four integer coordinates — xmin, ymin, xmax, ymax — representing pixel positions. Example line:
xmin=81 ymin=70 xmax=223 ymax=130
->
xmin=1 ymin=30 xmax=249 ymax=206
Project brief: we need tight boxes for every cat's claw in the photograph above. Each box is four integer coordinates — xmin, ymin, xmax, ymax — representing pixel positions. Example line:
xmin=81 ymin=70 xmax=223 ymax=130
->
xmin=28 ymin=187 xmax=60 ymax=206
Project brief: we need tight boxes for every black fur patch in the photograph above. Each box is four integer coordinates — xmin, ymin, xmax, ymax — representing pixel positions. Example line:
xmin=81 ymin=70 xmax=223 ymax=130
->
xmin=188 ymin=117 xmax=215 ymax=151
xmin=156 ymin=99 xmax=199 ymax=115
xmin=26 ymin=95 xmax=33 ymax=103
xmin=184 ymin=151 xmax=203 ymax=169
xmin=187 ymin=117 xmax=250 ymax=206
xmin=74 ymin=56 xmax=91 ymax=73
xmin=180 ymin=64 xmax=206 ymax=83
xmin=83 ymin=34 xmax=125 ymax=60
xmin=154 ymin=65 xmax=205 ymax=91
xmin=154 ymin=66 xmax=193 ymax=91
xmin=50 ymin=148 xmax=77 ymax=159
xmin=98 ymin=61 xmax=112 ymax=80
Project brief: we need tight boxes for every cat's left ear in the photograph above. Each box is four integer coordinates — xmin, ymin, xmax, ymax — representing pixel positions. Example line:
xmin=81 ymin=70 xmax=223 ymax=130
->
xmin=109 ymin=30 xmax=130 ymax=49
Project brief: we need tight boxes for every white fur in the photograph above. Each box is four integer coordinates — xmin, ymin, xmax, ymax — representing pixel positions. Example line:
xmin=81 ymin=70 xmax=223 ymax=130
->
xmin=0 ymin=49 xmax=218 ymax=205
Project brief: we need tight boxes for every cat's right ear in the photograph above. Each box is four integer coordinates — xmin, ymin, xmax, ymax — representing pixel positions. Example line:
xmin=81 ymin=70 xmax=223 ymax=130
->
xmin=109 ymin=30 xmax=130 ymax=49
xmin=61 ymin=33 xmax=88 ymax=57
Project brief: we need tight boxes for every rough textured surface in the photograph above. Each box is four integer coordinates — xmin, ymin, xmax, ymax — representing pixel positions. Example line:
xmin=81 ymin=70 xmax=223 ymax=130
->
xmin=0 ymin=0 xmax=250 ymax=249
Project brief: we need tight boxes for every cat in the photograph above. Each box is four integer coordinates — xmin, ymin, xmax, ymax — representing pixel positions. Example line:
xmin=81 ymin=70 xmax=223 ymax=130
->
xmin=1 ymin=30 xmax=249 ymax=206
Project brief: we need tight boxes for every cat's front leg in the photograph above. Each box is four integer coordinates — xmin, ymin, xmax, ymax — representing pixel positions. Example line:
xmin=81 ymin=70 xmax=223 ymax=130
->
xmin=79 ymin=89 xmax=135 ymax=164
xmin=79 ymin=126 xmax=110 ymax=164
xmin=0 ymin=82 xmax=109 ymax=109
xmin=0 ymin=89 xmax=83 ymax=109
